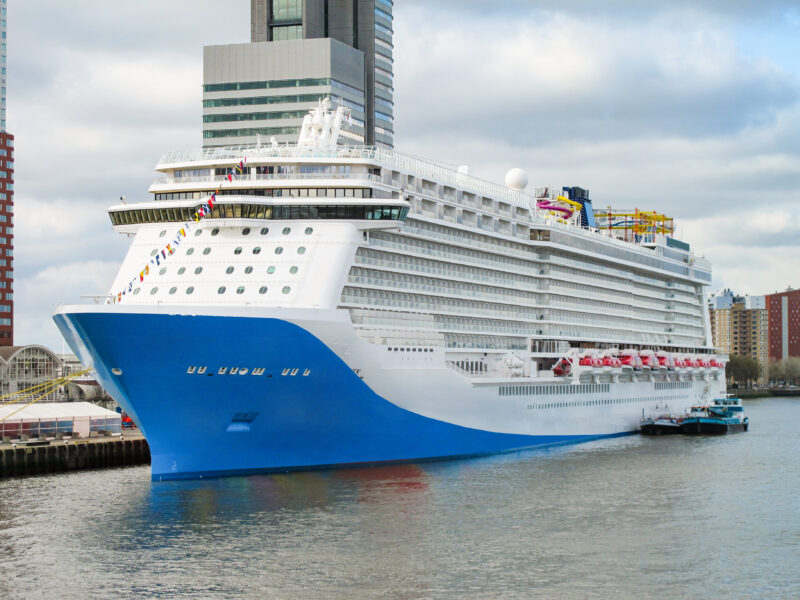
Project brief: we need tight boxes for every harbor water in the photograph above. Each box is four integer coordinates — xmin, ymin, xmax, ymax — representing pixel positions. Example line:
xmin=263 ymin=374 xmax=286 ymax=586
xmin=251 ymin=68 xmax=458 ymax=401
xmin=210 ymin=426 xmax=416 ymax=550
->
xmin=2 ymin=396 xmax=798 ymax=599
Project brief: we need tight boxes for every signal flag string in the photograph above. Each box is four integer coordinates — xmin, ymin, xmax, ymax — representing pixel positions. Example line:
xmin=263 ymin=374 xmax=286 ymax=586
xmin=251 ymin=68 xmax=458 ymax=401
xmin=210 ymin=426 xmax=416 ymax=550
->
xmin=112 ymin=158 xmax=248 ymax=304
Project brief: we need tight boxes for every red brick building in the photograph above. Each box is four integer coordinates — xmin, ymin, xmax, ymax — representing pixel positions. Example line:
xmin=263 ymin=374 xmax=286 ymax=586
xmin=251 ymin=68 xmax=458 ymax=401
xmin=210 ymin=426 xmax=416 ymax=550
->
xmin=766 ymin=288 xmax=800 ymax=361
xmin=0 ymin=132 xmax=11 ymax=346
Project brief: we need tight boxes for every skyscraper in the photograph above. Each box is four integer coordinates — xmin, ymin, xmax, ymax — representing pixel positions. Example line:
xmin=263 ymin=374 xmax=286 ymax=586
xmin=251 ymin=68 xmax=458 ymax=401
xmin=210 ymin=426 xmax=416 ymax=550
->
xmin=708 ymin=290 xmax=768 ymax=383
xmin=0 ymin=0 xmax=13 ymax=346
xmin=203 ymin=0 xmax=394 ymax=149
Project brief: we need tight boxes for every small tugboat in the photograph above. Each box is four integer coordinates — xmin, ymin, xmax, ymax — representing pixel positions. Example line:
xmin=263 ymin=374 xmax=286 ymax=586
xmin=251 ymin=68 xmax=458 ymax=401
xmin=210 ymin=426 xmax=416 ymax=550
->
xmin=679 ymin=398 xmax=748 ymax=435
xmin=640 ymin=414 xmax=684 ymax=435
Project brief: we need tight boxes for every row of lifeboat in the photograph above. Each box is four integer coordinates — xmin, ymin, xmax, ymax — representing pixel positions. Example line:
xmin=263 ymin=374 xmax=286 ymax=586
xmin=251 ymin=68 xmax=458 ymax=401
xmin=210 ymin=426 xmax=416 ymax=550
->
xmin=554 ymin=350 xmax=725 ymax=377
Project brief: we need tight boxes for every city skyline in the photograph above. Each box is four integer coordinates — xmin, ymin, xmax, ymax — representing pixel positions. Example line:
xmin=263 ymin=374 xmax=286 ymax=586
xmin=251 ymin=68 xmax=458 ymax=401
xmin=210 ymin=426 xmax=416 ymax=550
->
xmin=6 ymin=0 xmax=800 ymax=349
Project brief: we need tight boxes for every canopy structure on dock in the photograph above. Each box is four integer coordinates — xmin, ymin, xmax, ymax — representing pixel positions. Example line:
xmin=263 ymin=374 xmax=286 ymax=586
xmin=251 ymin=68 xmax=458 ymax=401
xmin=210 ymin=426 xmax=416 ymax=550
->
xmin=0 ymin=401 xmax=121 ymax=441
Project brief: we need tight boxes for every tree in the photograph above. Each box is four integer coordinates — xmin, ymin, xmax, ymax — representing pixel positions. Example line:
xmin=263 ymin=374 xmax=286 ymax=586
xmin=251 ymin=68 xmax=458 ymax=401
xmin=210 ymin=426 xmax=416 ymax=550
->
xmin=768 ymin=358 xmax=800 ymax=386
xmin=726 ymin=355 xmax=761 ymax=388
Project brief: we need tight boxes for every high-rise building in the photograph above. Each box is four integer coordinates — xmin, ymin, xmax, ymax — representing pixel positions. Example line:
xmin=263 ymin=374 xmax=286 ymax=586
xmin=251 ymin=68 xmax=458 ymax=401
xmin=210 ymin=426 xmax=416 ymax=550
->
xmin=766 ymin=288 xmax=800 ymax=362
xmin=0 ymin=0 xmax=13 ymax=346
xmin=203 ymin=0 xmax=394 ymax=149
xmin=708 ymin=290 xmax=768 ymax=383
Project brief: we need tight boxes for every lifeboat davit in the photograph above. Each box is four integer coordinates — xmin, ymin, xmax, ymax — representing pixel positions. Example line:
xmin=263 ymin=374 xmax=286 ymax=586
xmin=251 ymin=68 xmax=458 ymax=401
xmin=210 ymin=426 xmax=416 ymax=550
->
xmin=656 ymin=352 xmax=676 ymax=370
xmin=639 ymin=352 xmax=658 ymax=370
xmin=553 ymin=358 xmax=572 ymax=377
xmin=620 ymin=350 xmax=642 ymax=371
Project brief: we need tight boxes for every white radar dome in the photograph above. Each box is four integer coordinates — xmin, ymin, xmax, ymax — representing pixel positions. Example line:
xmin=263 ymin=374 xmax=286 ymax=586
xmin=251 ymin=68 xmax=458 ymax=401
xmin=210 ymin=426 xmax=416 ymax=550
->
xmin=505 ymin=168 xmax=529 ymax=191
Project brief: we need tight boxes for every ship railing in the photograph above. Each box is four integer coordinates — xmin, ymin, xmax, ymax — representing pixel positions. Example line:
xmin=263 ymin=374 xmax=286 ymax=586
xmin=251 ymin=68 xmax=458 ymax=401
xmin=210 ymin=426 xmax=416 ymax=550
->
xmin=153 ymin=172 xmax=384 ymax=185
xmin=446 ymin=361 xmax=496 ymax=378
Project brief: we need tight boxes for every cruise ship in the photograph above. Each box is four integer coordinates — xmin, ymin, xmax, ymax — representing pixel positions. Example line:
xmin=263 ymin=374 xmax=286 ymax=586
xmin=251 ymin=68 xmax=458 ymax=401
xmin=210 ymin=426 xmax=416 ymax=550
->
xmin=54 ymin=102 xmax=725 ymax=481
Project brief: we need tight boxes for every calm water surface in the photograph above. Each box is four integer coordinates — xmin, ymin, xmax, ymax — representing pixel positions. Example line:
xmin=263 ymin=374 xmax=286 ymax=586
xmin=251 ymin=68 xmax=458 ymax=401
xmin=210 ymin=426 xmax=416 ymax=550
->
xmin=1 ymin=397 xmax=798 ymax=599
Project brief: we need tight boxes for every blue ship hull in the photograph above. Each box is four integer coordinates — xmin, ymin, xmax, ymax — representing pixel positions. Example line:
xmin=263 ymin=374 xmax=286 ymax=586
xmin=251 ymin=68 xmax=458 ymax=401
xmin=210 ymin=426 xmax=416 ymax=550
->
xmin=54 ymin=310 xmax=606 ymax=481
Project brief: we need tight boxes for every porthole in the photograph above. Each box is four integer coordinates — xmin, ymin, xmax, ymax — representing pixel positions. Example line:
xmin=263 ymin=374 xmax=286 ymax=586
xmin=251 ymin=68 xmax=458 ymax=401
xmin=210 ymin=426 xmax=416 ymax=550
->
xmin=159 ymin=268 xmax=167 ymax=275
xmin=194 ymin=229 xmax=203 ymax=237
xmin=267 ymin=266 xmax=276 ymax=274
xmin=203 ymin=247 xmax=211 ymax=255
xmin=297 ymin=247 xmax=306 ymax=255
xmin=169 ymin=287 xmax=177 ymax=295
xmin=133 ymin=288 xmax=141 ymax=295
xmin=178 ymin=267 xmax=186 ymax=275
xmin=186 ymin=286 xmax=195 ymax=295
xmin=111 ymin=368 xmax=123 ymax=376
xmin=159 ymin=230 xmax=167 ymax=238
xmin=245 ymin=266 xmax=253 ymax=274
xmin=236 ymin=286 xmax=245 ymax=295
xmin=150 ymin=287 xmax=158 ymax=295
xmin=150 ymin=249 xmax=158 ymax=257
xmin=289 ymin=266 xmax=299 ymax=274
xmin=234 ymin=247 xmax=243 ymax=255
xmin=260 ymin=227 xmax=269 ymax=235
xmin=211 ymin=228 xmax=220 ymax=236
xmin=305 ymin=227 xmax=313 ymax=235
xmin=239 ymin=368 xmax=249 ymax=375
xmin=226 ymin=266 xmax=234 ymax=274
xmin=242 ymin=228 xmax=251 ymax=236
xmin=275 ymin=247 xmax=283 ymax=255
xmin=218 ymin=286 xmax=226 ymax=294
xmin=194 ymin=267 xmax=203 ymax=275
xmin=259 ymin=286 xmax=268 ymax=294
xmin=186 ymin=248 xmax=195 ymax=256
xmin=252 ymin=247 xmax=261 ymax=255
xmin=282 ymin=227 xmax=291 ymax=235
xmin=282 ymin=286 xmax=291 ymax=295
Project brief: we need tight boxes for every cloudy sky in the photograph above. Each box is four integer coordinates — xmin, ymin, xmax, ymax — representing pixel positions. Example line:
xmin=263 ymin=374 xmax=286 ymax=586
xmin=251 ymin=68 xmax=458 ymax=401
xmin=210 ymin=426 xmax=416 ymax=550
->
xmin=7 ymin=1 xmax=800 ymax=349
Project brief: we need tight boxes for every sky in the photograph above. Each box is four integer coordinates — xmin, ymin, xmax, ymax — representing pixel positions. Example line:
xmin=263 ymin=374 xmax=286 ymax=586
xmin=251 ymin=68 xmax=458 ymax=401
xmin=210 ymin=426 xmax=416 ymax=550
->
xmin=6 ymin=1 xmax=800 ymax=350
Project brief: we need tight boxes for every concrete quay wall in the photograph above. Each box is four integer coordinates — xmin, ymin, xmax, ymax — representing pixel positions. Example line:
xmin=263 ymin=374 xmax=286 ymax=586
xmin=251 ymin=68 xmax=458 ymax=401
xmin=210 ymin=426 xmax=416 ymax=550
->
xmin=0 ymin=436 xmax=150 ymax=478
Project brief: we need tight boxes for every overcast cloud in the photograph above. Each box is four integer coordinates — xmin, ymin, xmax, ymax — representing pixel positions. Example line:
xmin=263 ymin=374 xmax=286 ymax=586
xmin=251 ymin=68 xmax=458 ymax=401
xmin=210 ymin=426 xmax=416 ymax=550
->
xmin=7 ymin=1 xmax=800 ymax=349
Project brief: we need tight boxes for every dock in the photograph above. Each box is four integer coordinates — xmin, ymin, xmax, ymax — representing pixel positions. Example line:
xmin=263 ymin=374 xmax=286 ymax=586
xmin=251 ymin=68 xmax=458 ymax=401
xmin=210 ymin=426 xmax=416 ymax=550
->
xmin=0 ymin=432 xmax=150 ymax=478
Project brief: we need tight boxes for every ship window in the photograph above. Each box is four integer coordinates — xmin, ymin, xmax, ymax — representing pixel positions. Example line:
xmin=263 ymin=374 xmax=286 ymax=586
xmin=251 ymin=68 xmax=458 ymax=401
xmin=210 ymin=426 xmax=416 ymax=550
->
xmin=187 ymin=366 xmax=196 ymax=374
xmin=218 ymin=286 xmax=226 ymax=294
xmin=194 ymin=229 xmax=203 ymax=237
xmin=230 ymin=367 xmax=239 ymax=375
xmin=198 ymin=367 xmax=207 ymax=374
xmin=226 ymin=266 xmax=234 ymax=274
xmin=234 ymin=247 xmax=243 ymax=255
xmin=242 ymin=227 xmax=251 ymax=236
xmin=211 ymin=228 xmax=220 ymax=236
xmin=195 ymin=267 xmax=203 ymax=274
xmin=290 ymin=266 xmax=299 ymax=274
xmin=282 ymin=227 xmax=291 ymax=235
xmin=282 ymin=286 xmax=291 ymax=294
xmin=236 ymin=286 xmax=245 ymax=295
xmin=159 ymin=230 xmax=167 ymax=238
xmin=260 ymin=227 xmax=269 ymax=235
xmin=267 ymin=266 xmax=276 ymax=274
xmin=203 ymin=247 xmax=211 ymax=255
xmin=150 ymin=287 xmax=158 ymax=295
xmin=186 ymin=248 xmax=195 ymax=256
xmin=253 ymin=247 xmax=261 ymax=255
xmin=245 ymin=266 xmax=253 ymax=274
xmin=169 ymin=287 xmax=177 ymax=295
xmin=150 ymin=249 xmax=158 ymax=257
xmin=218 ymin=367 xmax=228 ymax=375
xmin=305 ymin=227 xmax=313 ymax=235
xmin=275 ymin=247 xmax=283 ymax=255
xmin=133 ymin=288 xmax=141 ymax=295
xmin=281 ymin=369 xmax=290 ymax=376
xmin=303 ymin=369 xmax=311 ymax=376
xmin=186 ymin=286 xmax=195 ymax=294
xmin=259 ymin=286 xmax=268 ymax=294
xmin=159 ymin=268 xmax=167 ymax=275
xmin=178 ymin=267 xmax=186 ymax=275
xmin=239 ymin=368 xmax=249 ymax=375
